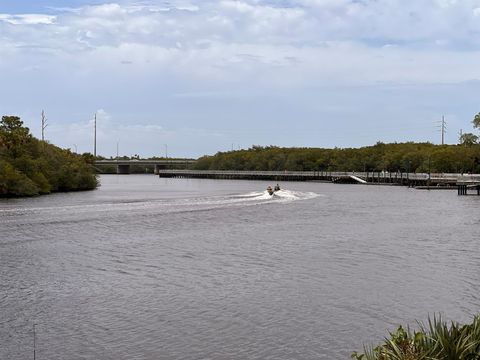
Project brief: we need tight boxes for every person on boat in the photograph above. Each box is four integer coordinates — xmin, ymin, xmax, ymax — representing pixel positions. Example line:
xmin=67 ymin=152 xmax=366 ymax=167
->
xmin=274 ymin=184 xmax=280 ymax=191
xmin=267 ymin=186 xmax=274 ymax=195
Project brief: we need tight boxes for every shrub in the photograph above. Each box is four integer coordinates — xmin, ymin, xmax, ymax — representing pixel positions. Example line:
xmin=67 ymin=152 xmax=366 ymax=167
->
xmin=0 ymin=115 xmax=98 ymax=197
xmin=352 ymin=316 xmax=480 ymax=360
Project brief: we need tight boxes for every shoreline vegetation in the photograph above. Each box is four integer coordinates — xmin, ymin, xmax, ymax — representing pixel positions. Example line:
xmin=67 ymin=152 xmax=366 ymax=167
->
xmin=192 ymin=113 xmax=478 ymax=173
xmin=97 ymin=142 xmax=480 ymax=175
xmin=98 ymin=113 xmax=480 ymax=174
xmin=352 ymin=315 xmax=480 ymax=360
xmin=194 ymin=143 xmax=480 ymax=174
xmin=0 ymin=116 xmax=98 ymax=197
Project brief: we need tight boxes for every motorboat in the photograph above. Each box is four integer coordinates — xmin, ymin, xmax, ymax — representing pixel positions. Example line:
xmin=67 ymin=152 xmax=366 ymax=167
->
xmin=267 ymin=184 xmax=281 ymax=196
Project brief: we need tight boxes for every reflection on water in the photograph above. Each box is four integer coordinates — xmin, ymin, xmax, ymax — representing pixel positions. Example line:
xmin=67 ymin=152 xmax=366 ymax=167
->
xmin=1 ymin=175 xmax=479 ymax=359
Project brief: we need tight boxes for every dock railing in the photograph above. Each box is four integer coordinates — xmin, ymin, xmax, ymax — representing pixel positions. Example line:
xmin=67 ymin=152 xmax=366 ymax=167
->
xmin=158 ymin=170 xmax=480 ymax=183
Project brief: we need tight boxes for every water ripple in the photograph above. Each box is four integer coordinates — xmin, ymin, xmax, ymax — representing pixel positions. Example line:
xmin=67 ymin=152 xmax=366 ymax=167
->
xmin=1 ymin=176 xmax=478 ymax=359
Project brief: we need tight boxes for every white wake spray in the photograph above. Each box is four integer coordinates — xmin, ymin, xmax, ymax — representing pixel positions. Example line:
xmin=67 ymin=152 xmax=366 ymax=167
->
xmin=234 ymin=189 xmax=319 ymax=202
xmin=0 ymin=189 xmax=321 ymax=225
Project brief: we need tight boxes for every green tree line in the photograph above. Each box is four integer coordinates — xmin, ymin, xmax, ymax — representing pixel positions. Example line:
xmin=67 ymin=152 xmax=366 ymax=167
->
xmin=0 ymin=116 xmax=98 ymax=197
xmin=196 ymin=113 xmax=480 ymax=173
xmin=194 ymin=142 xmax=480 ymax=174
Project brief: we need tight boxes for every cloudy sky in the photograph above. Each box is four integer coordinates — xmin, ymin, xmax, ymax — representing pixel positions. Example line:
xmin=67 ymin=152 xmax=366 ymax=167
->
xmin=1 ymin=0 xmax=480 ymax=158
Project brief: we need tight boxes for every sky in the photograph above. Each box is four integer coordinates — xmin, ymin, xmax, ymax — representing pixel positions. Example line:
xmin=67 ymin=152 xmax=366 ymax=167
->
xmin=1 ymin=0 xmax=480 ymax=158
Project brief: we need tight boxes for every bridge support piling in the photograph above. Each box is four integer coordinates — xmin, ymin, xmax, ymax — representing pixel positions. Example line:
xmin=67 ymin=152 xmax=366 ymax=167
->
xmin=117 ymin=164 xmax=130 ymax=174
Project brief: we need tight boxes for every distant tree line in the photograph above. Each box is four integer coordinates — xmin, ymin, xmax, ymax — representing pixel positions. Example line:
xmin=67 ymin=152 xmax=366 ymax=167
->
xmin=195 ymin=113 xmax=480 ymax=173
xmin=194 ymin=142 xmax=480 ymax=173
xmin=0 ymin=116 xmax=98 ymax=197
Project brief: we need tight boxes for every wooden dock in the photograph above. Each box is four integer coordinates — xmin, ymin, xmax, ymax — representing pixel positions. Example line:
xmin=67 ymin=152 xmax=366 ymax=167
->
xmin=158 ymin=170 xmax=480 ymax=194
xmin=457 ymin=182 xmax=480 ymax=196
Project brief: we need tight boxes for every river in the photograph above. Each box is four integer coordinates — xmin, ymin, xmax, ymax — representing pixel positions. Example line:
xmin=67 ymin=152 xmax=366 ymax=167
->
xmin=1 ymin=175 xmax=479 ymax=359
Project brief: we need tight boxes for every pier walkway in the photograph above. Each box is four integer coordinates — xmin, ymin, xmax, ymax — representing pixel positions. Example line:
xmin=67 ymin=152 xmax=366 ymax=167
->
xmin=158 ymin=170 xmax=480 ymax=190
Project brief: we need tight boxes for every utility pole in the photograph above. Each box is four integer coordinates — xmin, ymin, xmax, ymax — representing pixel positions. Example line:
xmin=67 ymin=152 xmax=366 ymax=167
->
xmin=459 ymin=129 xmax=463 ymax=144
xmin=41 ymin=110 xmax=47 ymax=142
xmin=93 ymin=113 xmax=97 ymax=159
xmin=165 ymin=144 xmax=168 ymax=159
xmin=116 ymin=141 xmax=119 ymax=160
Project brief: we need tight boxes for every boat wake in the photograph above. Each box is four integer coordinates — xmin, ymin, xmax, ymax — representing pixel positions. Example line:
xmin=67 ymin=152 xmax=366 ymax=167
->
xmin=233 ymin=189 xmax=319 ymax=202
xmin=0 ymin=189 xmax=320 ymax=225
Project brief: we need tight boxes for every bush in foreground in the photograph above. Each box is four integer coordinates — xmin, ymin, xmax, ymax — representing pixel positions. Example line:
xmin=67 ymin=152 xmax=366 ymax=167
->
xmin=352 ymin=316 xmax=480 ymax=360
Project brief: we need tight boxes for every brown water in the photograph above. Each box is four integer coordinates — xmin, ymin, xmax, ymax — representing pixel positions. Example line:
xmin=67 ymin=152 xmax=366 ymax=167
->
xmin=1 ymin=175 xmax=479 ymax=359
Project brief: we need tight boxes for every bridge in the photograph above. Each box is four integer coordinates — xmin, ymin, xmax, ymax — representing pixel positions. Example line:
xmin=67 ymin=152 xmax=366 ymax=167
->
xmin=95 ymin=159 xmax=196 ymax=174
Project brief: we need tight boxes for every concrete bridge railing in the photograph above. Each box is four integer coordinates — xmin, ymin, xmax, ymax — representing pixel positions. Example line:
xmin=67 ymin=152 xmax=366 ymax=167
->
xmin=95 ymin=159 xmax=196 ymax=174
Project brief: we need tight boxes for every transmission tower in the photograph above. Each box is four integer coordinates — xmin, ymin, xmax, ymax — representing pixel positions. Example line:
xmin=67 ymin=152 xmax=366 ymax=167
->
xmin=436 ymin=115 xmax=447 ymax=145
xmin=441 ymin=116 xmax=446 ymax=145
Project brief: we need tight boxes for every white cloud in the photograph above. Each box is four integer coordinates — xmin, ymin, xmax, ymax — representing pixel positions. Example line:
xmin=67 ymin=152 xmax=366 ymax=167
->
xmin=83 ymin=3 xmax=126 ymax=17
xmin=0 ymin=14 xmax=56 ymax=25
xmin=2 ymin=1 xmax=480 ymax=156
xmin=45 ymin=109 xmax=173 ymax=155
xmin=1 ymin=1 xmax=479 ymax=52
xmin=1 ymin=1 xmax=480 ymax=87
xmin=119 ymin=124 xmax=164 ymax=132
